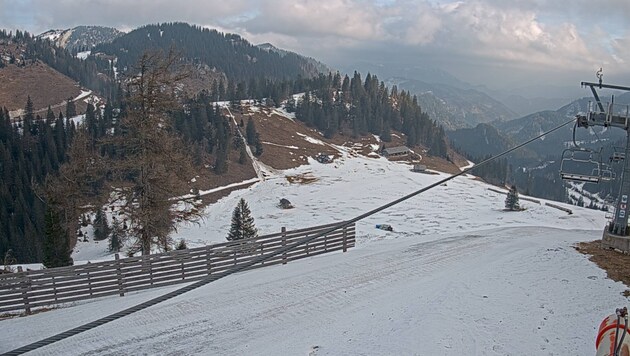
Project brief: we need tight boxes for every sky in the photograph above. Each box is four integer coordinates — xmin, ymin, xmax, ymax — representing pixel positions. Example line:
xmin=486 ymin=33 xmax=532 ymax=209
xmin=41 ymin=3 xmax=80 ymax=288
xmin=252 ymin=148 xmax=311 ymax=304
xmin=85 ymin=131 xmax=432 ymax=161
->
xmin=1 ymin=0 xmax=630 ymax=90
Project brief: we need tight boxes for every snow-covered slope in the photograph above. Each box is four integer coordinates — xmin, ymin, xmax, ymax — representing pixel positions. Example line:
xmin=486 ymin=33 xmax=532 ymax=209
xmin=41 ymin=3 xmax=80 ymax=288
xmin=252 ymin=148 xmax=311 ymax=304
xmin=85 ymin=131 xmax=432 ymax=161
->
xmin=39 ymin=26 xmax=124 ymax=52
xmin=1 ymin=148 xmax=622 ymax=355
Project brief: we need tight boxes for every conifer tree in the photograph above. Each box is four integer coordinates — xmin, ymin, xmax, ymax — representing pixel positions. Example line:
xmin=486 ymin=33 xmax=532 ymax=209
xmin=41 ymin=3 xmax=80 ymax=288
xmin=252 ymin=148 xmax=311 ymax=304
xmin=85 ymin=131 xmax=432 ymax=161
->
xmin=23 ymin=96 xmax=34 ymax=135
xmin=42 ymin=205 xmax=74 ymax=268
xmin=93 ymin=207 xmax=110 ymax=241
xmin=227 ymin=198 xmax=258 ymax=241
xmin=175 ymin=239 xmax=187 ymax=250
xmin=109 ymin=217 xmax=124 ymax=252
xmin=505 ymin=185 xmax=521 ymax=211
xmin=246 ymin=118 xmax=257 ymax=145
xmin=238 ymin=144 xmax=247 ymax=164
xmin=66 ymin=99 xmax=76 ymax=119
xmin=254 ymin=132 xmax=263 ymax=157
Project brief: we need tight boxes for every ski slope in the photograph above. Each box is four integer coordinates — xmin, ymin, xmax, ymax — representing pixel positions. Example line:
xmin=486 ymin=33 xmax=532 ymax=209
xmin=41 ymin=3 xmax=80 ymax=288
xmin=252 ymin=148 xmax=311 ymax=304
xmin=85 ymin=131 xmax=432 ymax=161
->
xmin=2 ymin=150 xmax=626 ymax=355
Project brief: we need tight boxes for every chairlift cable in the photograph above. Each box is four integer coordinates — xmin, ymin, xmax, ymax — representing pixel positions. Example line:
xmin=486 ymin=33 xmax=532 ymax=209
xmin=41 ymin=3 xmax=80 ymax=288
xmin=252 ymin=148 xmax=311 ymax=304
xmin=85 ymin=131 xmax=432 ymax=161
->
xmin=2 ymin=116 xmax=578 ymax=356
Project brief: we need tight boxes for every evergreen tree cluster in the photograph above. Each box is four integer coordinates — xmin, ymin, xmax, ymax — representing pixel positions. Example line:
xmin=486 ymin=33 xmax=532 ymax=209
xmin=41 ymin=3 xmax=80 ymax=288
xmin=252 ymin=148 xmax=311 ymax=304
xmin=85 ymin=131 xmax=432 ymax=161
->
xmin=172 ymin=93 xmax=234 ymax=174
xmin=468 ymin=155 xmax=509 ymax=186
xmin=293 ymin=72 xmax=448 ymax=156
xmin=0 ymin=100 xmax=76 ymax=263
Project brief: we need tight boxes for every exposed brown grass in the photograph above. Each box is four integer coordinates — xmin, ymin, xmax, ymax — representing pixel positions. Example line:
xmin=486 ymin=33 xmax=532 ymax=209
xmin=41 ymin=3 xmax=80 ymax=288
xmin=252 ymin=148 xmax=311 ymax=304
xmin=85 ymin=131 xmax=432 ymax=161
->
xmin=0 ymin=62 xmax=81 ymax=112
xmin=576 ymin=240 xmax=630 ymax=292
xmin=229 ymin=104 xmax=466 ymax=175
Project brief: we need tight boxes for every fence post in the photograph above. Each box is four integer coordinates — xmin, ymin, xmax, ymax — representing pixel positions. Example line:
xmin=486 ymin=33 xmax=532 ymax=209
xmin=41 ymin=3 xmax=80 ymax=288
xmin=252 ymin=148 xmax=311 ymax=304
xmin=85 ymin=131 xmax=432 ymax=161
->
xmin=17 ymin=266 xmax=31 ymax=315
xmin=115 ymin=254 xmax=125 ymax=297
xmin=52 ymin=275 xmax=58 ymax=302
xmin=205 ymin=245 xmax=212 ymax=276
xmin=282 ymin=227 xmax=287 ymax=265
xmin=180 ymin=250 xmax=187 ymax=280
xmin=144 ymin=255 xmax=153 ymax=285
xmin=342 ymin=225 xmax=348 ymax=252
xmin=86 ymin=262 xmax=93 ymax=296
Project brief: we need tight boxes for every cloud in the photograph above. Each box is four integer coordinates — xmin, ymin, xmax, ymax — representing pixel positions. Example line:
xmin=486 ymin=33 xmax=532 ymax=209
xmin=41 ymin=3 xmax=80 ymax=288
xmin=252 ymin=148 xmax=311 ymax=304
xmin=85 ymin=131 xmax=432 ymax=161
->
xmin=3 ymin=0 xmax=251 ymax=33
xmin=1 ymin=0 xmax=629 ymax=88
xmin=242 ymin=0 xmax=389 ymax=41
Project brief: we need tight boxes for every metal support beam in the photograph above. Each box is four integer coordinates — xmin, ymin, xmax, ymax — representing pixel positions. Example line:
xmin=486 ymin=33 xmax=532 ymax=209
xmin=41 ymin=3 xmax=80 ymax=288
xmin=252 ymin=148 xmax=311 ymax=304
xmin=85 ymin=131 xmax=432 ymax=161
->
xmin=582 ymin=82 xmax=630 ymax=92
xmin=610 ymin=129 xmax=630 ymax=236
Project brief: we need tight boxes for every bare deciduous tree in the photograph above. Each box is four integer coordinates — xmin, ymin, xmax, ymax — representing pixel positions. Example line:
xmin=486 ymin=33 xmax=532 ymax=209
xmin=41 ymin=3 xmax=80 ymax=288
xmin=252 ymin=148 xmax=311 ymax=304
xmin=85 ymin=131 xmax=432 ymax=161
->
xmin=112 ymin=49 xmax=201 ymax=255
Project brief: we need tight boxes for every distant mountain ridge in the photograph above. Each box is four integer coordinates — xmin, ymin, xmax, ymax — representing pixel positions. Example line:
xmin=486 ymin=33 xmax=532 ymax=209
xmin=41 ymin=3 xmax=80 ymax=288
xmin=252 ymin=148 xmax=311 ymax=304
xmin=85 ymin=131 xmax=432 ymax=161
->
xmin=387 ymin=77 xmax=517 ymax=130
xmin=38 ymin=26 xmax=124 ymax=52
xmin=93 ymin=23 xmax=322 ymax=83
xmin=257 ymin=42 xmax=331 ymax=74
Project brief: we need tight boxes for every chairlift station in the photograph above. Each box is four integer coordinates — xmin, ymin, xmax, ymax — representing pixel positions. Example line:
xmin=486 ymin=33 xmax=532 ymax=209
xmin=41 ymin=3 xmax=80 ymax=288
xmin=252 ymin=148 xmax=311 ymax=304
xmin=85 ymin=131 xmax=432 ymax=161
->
xmin=562 ymin=77 xmax=630 ymax=241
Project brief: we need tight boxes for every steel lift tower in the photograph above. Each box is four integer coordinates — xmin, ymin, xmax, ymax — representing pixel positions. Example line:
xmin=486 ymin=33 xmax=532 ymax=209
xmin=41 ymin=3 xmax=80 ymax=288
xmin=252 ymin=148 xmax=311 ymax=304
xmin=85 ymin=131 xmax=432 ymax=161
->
xmin=569 ymin=76 xmax=630 ymax=245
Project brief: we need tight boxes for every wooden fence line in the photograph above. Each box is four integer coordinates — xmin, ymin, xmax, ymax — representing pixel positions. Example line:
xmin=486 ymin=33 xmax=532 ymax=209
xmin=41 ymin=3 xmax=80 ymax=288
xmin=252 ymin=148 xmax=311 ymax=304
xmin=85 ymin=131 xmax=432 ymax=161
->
xmin=544 ymin=202 xmax=573 ymax=215
xmin=0 ymin=222 xmax=356 ymax=315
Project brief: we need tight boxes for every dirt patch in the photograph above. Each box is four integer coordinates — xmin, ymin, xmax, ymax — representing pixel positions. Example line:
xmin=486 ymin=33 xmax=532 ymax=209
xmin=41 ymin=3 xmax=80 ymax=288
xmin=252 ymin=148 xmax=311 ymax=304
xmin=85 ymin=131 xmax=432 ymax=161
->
xmin=230 ymin=105 xmax=340 ymax=170
xmin=576 ymin=240 xmax=630 ymax=291
xmin=232 ymin=104 xmax=468 ymax=174
xmin=285 ymin=173 xmax=318 ymax=184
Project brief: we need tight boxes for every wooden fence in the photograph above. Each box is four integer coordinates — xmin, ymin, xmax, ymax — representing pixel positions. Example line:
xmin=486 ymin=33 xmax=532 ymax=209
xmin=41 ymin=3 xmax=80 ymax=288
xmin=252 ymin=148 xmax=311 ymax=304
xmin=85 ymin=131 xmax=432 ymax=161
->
xmin=487 ymin=188 xmax=541 ymax=204
xmin=0 ymin=222 xmax=355 ymax=315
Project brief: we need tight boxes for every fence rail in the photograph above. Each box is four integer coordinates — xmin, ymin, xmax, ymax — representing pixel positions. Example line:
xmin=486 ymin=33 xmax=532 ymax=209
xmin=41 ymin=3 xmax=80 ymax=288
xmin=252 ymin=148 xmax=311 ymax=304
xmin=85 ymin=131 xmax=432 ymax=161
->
xmin=0 ymin=222 xmax=355 ymax=314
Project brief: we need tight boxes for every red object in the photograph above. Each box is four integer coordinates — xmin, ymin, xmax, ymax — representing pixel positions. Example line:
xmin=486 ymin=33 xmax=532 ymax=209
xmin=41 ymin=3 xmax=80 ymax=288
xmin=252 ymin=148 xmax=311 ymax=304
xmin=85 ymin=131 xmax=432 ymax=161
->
xmin=596 ymin=313 xmax=630 ymax=355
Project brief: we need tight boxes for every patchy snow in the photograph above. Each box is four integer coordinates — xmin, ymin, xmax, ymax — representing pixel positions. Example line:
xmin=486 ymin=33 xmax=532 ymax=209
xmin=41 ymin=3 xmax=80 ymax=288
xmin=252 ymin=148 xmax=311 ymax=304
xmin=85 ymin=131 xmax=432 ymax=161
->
xmin=460 ymin=160 xmax=475 ymax=171
xmin=263 ymin=141 xmax=299 ymax=149
xmin=69 ymin=114 xmax=86 ymax=126
xmin=272 ymin=106 xmax=296 ymax=121
xmin=2 ymin=149 xmax=623 ymax=355
xmin=296 ymin=132 xmax=325 ymax=146
xmin=73 ymin=90 xmax=92 ymax=102
xmin=76 ymin=51 xmax=91 ymax=60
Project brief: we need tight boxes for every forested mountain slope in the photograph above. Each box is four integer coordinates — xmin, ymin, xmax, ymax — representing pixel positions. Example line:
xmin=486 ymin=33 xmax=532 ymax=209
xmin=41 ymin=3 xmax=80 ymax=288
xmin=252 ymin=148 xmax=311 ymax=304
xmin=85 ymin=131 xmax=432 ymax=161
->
xmin=94 ymin=23 xmax=321 ymax=83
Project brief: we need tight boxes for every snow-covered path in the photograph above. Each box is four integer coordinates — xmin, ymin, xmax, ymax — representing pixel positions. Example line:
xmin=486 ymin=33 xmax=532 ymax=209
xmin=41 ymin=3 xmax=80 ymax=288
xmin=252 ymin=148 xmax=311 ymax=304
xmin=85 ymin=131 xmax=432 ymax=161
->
xmin=2 ymin=226 xmax=625 ymax=355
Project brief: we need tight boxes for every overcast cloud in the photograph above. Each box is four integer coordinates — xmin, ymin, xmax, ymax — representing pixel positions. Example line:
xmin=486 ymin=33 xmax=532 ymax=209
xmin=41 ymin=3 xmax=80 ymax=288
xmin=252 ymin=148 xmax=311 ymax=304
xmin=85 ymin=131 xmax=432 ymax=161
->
xmin=1 ymin=0 xmax=628 ymax=90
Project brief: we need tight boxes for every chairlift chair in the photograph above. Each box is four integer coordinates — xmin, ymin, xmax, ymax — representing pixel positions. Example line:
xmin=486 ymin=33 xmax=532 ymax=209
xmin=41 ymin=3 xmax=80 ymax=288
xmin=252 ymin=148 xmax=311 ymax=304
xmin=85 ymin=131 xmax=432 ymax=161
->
xmin=559 ymin=147 xmax=604 ymax=183
xmin=592 ymin=163 xmax=616 ymax=181
xmin=611 ymin=151 xmax=625 ymax=162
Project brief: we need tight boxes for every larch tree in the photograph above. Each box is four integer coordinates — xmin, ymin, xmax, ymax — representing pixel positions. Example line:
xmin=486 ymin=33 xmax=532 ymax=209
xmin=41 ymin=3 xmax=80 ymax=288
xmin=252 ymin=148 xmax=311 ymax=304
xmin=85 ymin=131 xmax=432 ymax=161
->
xmin=111 ymin=49 xmax=202 ymax=255
xmin=227 ymin=198 xmax=258 ymax=241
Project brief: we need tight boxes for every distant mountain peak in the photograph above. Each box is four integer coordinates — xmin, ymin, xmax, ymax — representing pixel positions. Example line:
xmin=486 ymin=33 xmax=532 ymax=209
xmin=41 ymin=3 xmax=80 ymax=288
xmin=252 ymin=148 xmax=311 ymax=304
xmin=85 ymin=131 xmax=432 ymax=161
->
xmin=38 ymin=26 xmax=124 ymax=52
